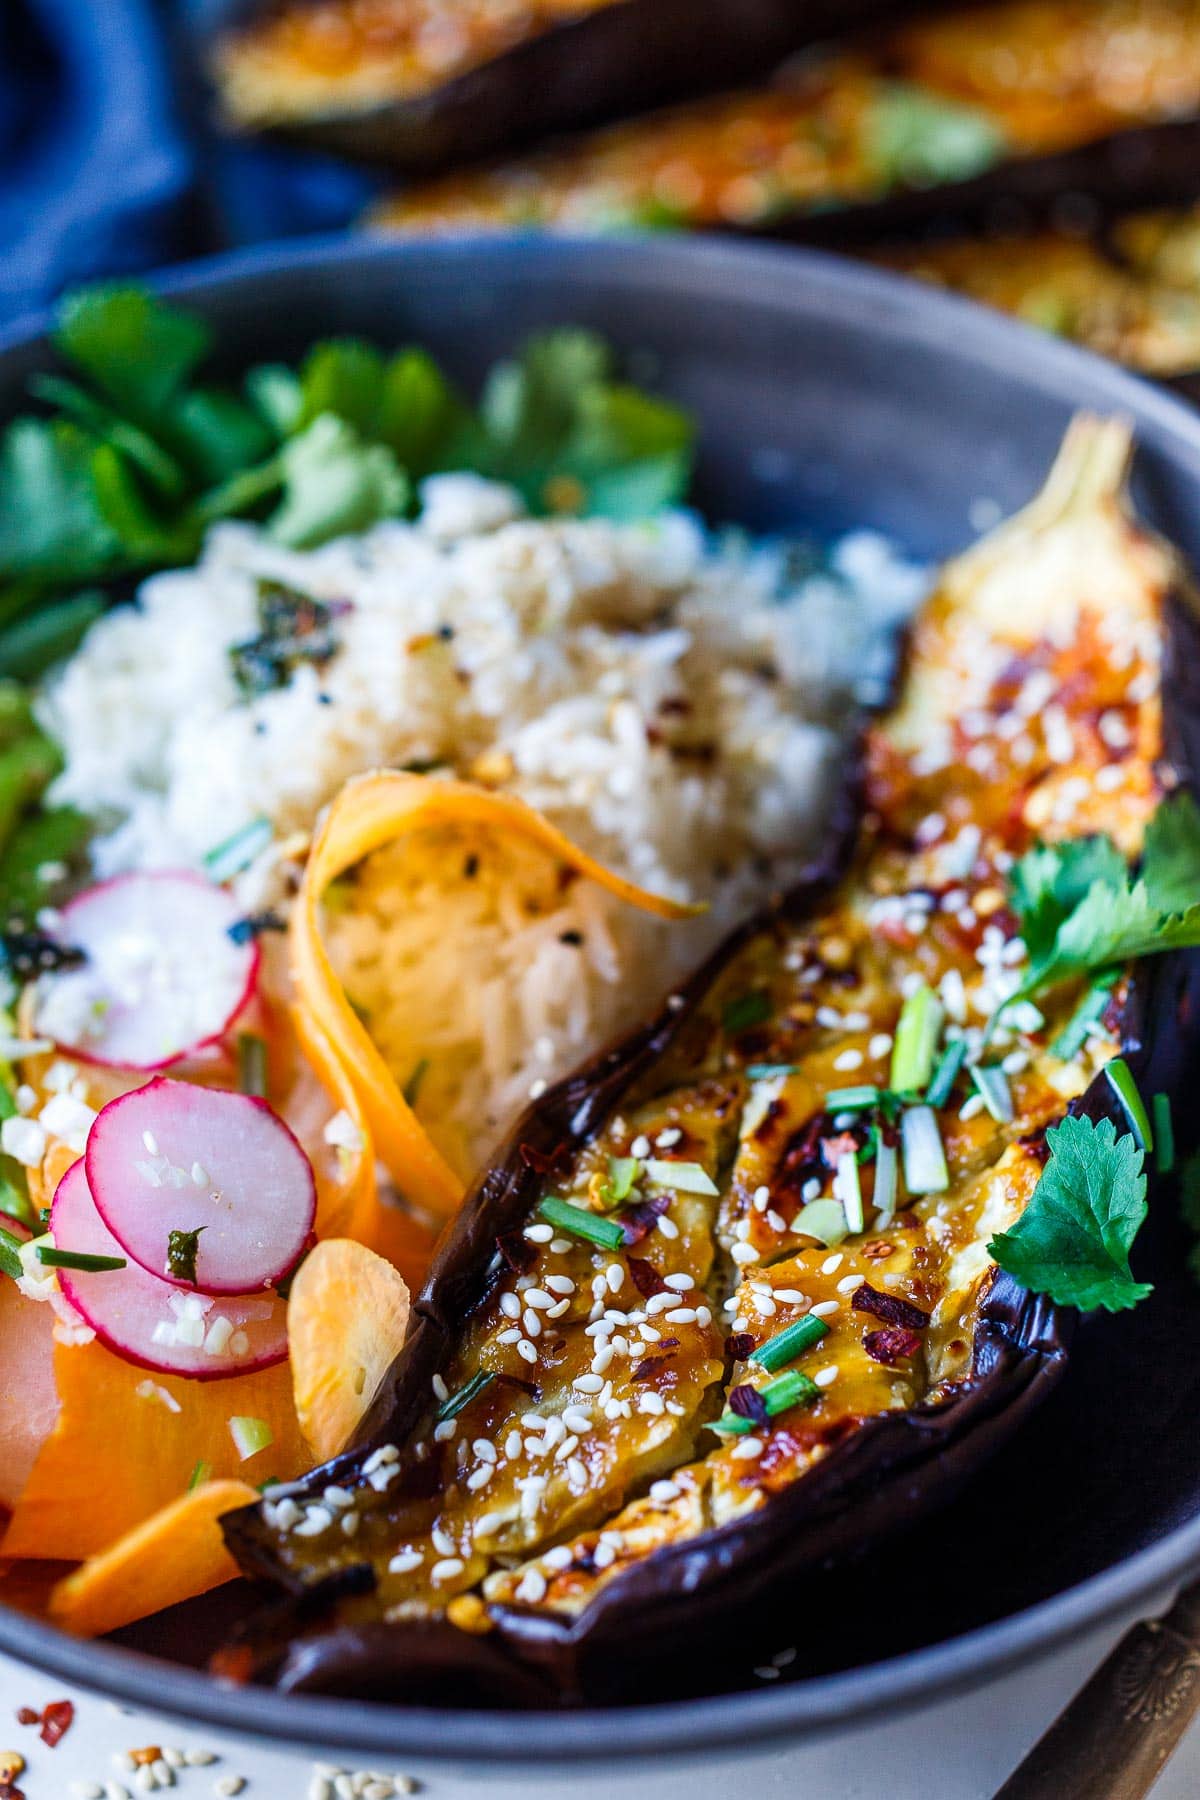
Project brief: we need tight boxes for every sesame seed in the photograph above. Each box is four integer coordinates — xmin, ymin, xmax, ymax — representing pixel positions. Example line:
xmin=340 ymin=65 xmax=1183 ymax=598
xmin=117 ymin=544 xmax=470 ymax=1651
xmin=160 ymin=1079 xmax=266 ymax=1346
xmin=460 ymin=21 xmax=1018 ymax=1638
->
xmin=431 ymin=1373 xmax=449 ymax=1401
xmin=523 ymin=1223 xmax=553 ymax=1243
xmin=657 ymin=1128 xmax=682 ymax=1149
xmin=389 ymin=1550 xmax=424 ymax=1574
xmin=431 ymin=1558 xmax=465 ymax=1582
xmin=657 ymin=1216 xmax=679 ymax=1239
xmin=545 ymin=1274 xmax=574 ymax=1295
xmin=810 ymin=1299 xmax=839 ymax=1318
xmin=214 ymin=1782 xmax=246 ymax=1798
xmin=731 ymin=1242 xmax=760 ymax=1266
xmin=836 ymin=1274 xmax=860 ymax=1294
xmin=516 ymin=1568 xmax=547 ymax=1603
xmin=142 ymin=1131 xmax=159 ymax=1156
xmin=505 ymin=1430 xmax=523 ymax=1457
xmin=593 ymin=1541 xmax=617 ymax=1569
xmin=650 ymin=1479 xmax=681 ymax=1502
xmin=814 ymin=1366 xmax=839 ymax=1387
xmin=732 ymin=1437 xmax=763 ymax=1460
xmin=500 ymin=1292 xmax=521 ymax=1318
xmin=605 ymin=1264 xmax=624 ymax=1294
xmin=517 ymin=1338 xmax=538 ymax=1363
xmin=664 ymin=1272 xmax=694 ymax=1291
xmin=567 ymin=1456 xmax=587 ymax=1485
xmin=802 ymin=1178 xmax=822 ymax=1202
xmin=523 ymin=1310 xmax=542 ymax=1337
xmin=959 ymin=1093 xmax=985 ymax=1121
xmin=820 ymin=1254 xmax=843 ymax=1275
xmin=665 ymin=1307 xmax=698 ymax=1324
xmin=631 ymin=1134 xmax=651 ymax=1158
xmin=574 ymin=1372 xmax=604 ymax=1393
xmin=433 ymin=1419 xmax=457 ymax=1441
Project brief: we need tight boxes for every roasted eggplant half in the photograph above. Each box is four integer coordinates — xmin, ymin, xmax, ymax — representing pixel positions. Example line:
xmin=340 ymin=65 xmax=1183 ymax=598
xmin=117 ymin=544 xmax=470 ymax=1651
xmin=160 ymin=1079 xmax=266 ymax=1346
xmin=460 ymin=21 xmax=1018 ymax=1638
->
xmin=369 ymin=0 xmax=1200 ymax=238
xmin=208 ymin=0 xmax=912 ymax=174
xmin=222 ymin=419 xmax=1200 ymax=1703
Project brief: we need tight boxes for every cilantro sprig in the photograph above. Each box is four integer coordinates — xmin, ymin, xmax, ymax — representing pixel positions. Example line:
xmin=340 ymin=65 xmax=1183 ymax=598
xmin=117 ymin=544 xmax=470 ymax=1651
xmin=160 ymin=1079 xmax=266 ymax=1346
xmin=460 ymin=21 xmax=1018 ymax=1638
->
xmin=998 ymin=793 xmax=1200 ymax=1022
xmin=989 ymin=1113 xmax=1151 ymax=1313
xmin=0 ymin=288 xmax=695 ymax=645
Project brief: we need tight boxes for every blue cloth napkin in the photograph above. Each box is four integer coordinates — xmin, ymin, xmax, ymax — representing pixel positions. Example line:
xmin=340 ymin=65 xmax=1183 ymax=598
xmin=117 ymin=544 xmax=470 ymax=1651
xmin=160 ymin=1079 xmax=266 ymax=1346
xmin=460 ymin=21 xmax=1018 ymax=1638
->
xmin=0 ymin=0 xmax=383 ymax=335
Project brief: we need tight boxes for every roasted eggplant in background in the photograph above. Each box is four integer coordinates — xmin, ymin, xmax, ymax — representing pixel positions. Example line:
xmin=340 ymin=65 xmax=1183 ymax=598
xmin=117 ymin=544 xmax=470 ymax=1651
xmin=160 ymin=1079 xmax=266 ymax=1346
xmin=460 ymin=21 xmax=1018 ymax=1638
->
xmin=221 ymin=418 xmax=1200 ymax=1703
xmin=368 ymin=0 xmax=1200 ymax=237
xmin=208 ymin=0 xmax=917 ymax=174
xmin=880 ymin=206 xmax=1200 ymax=382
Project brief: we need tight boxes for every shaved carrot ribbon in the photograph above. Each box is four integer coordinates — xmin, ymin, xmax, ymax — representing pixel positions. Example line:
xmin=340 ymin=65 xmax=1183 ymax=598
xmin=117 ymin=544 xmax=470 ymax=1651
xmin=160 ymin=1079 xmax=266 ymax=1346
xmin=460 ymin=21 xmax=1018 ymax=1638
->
xmin=290 ymin=771 xmax=702 ymax=1219
xmin=48 ymin=1479 xmax=259 ymax=1637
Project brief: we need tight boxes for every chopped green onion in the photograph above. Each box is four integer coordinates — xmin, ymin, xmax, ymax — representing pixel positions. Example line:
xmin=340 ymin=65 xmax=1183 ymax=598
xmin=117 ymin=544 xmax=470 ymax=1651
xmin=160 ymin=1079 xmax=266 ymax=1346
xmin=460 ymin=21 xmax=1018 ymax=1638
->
xmin=924 ymin=1039 xmax=966 ymax=1110
xmin=833 ymin=1150 xmax=864 ymax=1234
xmin=35 ymin=1245 xmax=126 ymax=1272
xmin=793 ymin=1197 xmax=849 ymax=1246
xmin=166 ymin=1226 xmax=204 ymax=1284
xmin=238 ymin=1031 xmax=268 ymax=1099
xmin=436 ymin=1368 xmax=496 ymax=1422
xmin=709 ymin=1368 xmax=822 ymax=1435
xmin=643 ymin=1159 xmax=718 ymax=1196
xmin=1153 ymin=1093 xmax=1175 ymax=1175
xmin=751 ymin=1314 xmax=829 ymax=1373
xmin=604 ymin=1156 xmax=640 ymax=1206
xmin=825 ymin=1085 xmax=882 ymax=1113
xmin=0 ymin=1222 xmax=23 ymax=1282
xmin=402 ymin=1057 xmax=429 ymax=1107
xmin=723 ymin=990 xmax=771 ymax=1034
xmin=890 ymin=985 xmax=944 ymax=1095
xmin=745 ymin=1063 xmax=798 ymax=1080
xmin=970 ymin=1064 xmax=1014 ymax=1124
xmin=538 ymin=1195 xmax=625 ymax=1250
xmin=203 ymin=816 xmax=272 ymax=884
xmin=1105 ymin=1057 xmax=1152 ymax=1152
xmin=229 ymin=1415 xmax=274 ymax=1461
xmin=0 ymin=1173 xmax=34 ymax=1230
xmin=1051 ymin=974 xmax=1117 ymax=1061
xmin=900 ymin=1105 xmax=948 ymax=1195
xmin=873 ymin=1137 xmax=898 ymax=1225
xmin=188 ymin=1460 xmax=213 ymax=1492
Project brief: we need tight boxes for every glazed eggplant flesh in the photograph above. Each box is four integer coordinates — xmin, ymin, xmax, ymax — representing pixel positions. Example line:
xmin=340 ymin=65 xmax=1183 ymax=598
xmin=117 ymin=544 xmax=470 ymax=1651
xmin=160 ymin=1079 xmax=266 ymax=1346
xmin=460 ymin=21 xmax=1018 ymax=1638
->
xmin=371 ymin=0 xmax=1200 ymax=237
xmin=225 ymin=420 xmax=1188 ymax=1690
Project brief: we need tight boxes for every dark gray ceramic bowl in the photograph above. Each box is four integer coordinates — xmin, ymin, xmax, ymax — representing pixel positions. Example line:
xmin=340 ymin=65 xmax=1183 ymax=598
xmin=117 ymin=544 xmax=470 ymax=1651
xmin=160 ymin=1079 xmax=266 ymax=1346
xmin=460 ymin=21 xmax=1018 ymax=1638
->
xmin=3 ymin=234 xmax=1200 ymax=1766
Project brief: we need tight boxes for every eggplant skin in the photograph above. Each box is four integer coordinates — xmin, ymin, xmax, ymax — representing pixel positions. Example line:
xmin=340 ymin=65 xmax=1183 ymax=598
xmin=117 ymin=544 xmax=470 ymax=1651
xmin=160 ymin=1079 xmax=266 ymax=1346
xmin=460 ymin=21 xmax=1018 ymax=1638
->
xmin=210 ymin=0 xmax=913 ymax=176
xmin=222 ymin=468 xmax=1200 ymax=1708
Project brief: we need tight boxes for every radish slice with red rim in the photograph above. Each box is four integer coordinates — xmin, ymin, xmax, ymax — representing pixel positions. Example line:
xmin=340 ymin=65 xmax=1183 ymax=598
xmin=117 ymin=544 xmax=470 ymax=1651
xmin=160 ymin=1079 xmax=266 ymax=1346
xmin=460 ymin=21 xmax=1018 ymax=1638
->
xmin=85 ymin=1078 xmax=316 ymax=1296
xmin=34 ymin=871 xmax=259 ymax=1071
xmin=50 ymin=1160 xmax=288 ymax=1380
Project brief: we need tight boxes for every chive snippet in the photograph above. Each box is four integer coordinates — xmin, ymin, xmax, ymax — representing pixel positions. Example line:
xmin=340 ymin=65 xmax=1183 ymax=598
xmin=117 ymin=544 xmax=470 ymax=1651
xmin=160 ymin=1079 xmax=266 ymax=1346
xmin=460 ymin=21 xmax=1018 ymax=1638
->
xmin=538 ymin=1195 xmax=625 ymax=1249
xmin=188 ymin=1459 xmax=213 ymax=1492
xmin=891 ymin=985 xmax=944 ymax=1095
xmin=238 ymin=1030 xmax=268 ymax=1098
xmin=723 ymin=990 xmax=771 ymax=1034
xmin=1105 ymin=1057 xmax=1153 ymax=1152
xmin=643 ymin=1159 xmax=718 ymax=1196
xmin=900 ymin=1105 xmax=949 ymax=1195
xmin=0 ymin=1222 xmax=23 ymax=1282
xmin=751 ymin=1313 xmax=829 ymax=1373
xmin=924 ymin=1039 xmax=966 ymax=1110
xmin=825 ymin=1085 xmax=882 ymax=1113
xmin=1051 ymin=973 xmax=1117 ymax=1061
xmin=873 ymin=1136 xmax=898 ymax=1224
xmin=709 ymin=1367 xmax=822 ymax=1435
xmin=36 ymin=1245 xmax=126 ymax=1272
xmin=1153 ymin=1093 xmax=1175 ymax=1174
xmin=203 ymin=815 xmax=272 ymax=884
xmin=436 ymin=1368 xmax=496 ymax=1422
xmin=604 ymin=1155 xmax=640 ymax=1206
xmin=746 ymin=1063 xmax=798 ymax=1080
xmin=970 ymin=1063 xmax=1014 ymax=1124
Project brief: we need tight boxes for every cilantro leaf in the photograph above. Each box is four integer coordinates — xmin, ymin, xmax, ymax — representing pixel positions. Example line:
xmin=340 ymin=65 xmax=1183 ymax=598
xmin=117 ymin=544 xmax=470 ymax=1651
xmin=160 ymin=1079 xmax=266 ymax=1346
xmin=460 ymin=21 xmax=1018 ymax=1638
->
xmin=1009 ymin=835 xmax=1127 ymax=965
xmin=867 ymin=84 xmax=1008 ymax=189
xmin=1029 ymin=880 xmax=1200 ymax=994
xmin=989 ymin=1112 xmax=1152 ymax=1312
xmin=1141 ymin=790 xmax=1200 ymax=914
xmin=55 ymin=286 xmax=211 ymax=417
xmin=0 ymin=419 xmax=119 ymax=583
xmin=267 ymin=416 xmax=409 ymax=549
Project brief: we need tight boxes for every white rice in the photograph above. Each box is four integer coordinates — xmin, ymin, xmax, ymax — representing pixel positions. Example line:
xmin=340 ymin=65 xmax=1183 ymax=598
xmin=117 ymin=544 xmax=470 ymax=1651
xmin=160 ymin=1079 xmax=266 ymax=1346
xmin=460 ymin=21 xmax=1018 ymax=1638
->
xmin=40 ymin=474 xmax=925 ymax=1176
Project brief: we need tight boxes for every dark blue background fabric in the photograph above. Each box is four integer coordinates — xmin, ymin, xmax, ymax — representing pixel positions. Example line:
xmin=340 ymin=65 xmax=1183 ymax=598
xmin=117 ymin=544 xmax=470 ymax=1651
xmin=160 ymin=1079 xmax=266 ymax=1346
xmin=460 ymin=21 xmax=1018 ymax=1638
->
xmin=0 ymin=0 xmax=384 ymax=334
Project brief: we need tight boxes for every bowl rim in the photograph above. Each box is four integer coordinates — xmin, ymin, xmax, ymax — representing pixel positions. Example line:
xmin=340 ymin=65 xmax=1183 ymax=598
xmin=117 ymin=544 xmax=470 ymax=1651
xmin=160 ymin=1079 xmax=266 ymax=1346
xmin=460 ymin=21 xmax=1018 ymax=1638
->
xmin=3 ymin=228 xmax=1200 ymax=1763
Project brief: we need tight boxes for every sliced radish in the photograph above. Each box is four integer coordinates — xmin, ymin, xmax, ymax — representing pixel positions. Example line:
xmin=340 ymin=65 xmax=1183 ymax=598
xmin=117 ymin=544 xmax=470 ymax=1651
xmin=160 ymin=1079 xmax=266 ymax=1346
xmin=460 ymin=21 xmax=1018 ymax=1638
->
xmin=86 ymin=1078 xmax=315 ymax=1296
xmin=34 ymin=871 xmax=259 ymax=1072
xmin=50 ymin=1161 xmax=287 ymax=1380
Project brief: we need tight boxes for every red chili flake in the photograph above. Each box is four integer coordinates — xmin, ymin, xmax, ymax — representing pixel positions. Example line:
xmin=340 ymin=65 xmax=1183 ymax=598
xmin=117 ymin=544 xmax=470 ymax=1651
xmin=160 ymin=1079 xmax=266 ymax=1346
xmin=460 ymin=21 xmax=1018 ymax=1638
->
xmin=620 ymin=1193 xmax=669 ymax=1245
xmin=38 ymin=1701 xmax=74 ymax=1748
xmin=518 ymin=1140 xmax=565 ymax=1174
xmin=631 ymin=1354 xmax=670 ymax=1383
xmin=1017 ymin=1129 xmax=1051 ymax=1167
xmin=725 ymin=1332 xmax=756 ymax=1361
xmin=495 ymin=1372 xmax=541 ymax=1399
xmin=728 ymin=1384 xmax=769 ymax=1427
xmin=850 ymin=1282 xmax=930 ymax=1331
xmin=820 ymin=1131 xmax=860 ymax=1169
xmin=0 ymin=1780 xmax=25 ymax=1800
xmin=495 ymin=1230 xmax=535 ymax=1274
xmin=627 ymin=1257 xmax=668 ymax=1298
xmin=14 ymin=1712 xmax=37 ymax=1728
xmin=864 ymin=1326 xmax=922 ymax=1366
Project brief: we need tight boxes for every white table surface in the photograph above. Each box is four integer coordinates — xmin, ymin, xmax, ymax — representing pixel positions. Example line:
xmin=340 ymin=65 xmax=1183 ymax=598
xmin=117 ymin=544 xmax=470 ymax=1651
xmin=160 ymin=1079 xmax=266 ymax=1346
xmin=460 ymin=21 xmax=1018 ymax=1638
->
xmin=3 ymin=1619 xmax=1200 ymax=1800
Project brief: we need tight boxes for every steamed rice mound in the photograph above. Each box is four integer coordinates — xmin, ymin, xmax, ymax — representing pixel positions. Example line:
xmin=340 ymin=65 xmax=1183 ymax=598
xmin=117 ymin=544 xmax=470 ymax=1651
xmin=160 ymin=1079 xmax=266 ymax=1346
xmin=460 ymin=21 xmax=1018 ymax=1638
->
xmin=42 ymin=476 xmax=923 ymax=1175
